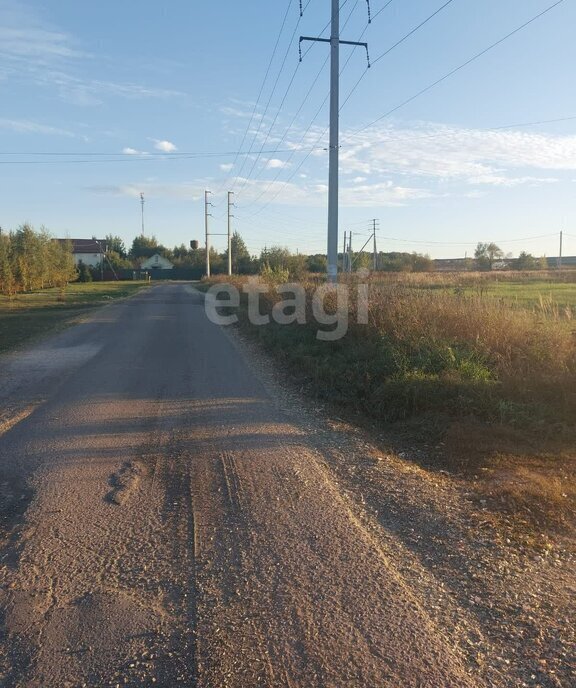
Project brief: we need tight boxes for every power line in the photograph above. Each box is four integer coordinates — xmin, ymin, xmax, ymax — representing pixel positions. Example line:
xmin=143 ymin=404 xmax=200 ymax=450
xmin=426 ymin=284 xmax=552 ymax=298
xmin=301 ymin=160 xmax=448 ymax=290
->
xmin=347 ymin=114 xmax=576 ymax=147
xmin=239 ymin=0 xmax=376 ymax=214
xmin=231 ymin=2 xmax=315 ymax=193
xmin=340 ymin=0 xmax=457 ymax=112
xmin=234 ymin=0 xmax=356 ymax=198
xmin=376 ymin=232 xmax=558 ymax=246
xmin=0 ymin=146 xmax=328 ymax=165
xmin=370 ymin=0 xmax=396 ymax=23
xmin=238 ymin=0 xmax=362 ymax=206
xmin=5 ymin=113 xmax=574 ymax=162
xmin=344 ymin=0 xmax=567 ymax=142
xmin=213 ymin=0 xmax=295 ymax=195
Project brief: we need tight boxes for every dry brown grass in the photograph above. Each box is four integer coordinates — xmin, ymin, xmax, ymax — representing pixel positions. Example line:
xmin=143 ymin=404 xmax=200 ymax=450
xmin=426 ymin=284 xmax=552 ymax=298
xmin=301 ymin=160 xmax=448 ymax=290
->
xmin=202 ymin=273 xmax=576 ymax=532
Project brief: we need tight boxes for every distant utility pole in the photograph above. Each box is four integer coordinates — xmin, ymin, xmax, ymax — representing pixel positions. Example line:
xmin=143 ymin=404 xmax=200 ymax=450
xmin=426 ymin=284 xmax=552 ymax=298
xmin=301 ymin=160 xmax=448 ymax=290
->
xmin=205 ymin=190 xmax=213 ymax=277
xmin=343 ymin=231 xmax=347 ymax=272
xmin=372 ymin=218 xmax=379 ymax=271
xmin=140 ymin=193 xmax=145 ymax=236
xmin=348 ymin=231 xmax=353 ymax=272
xmin=228 ymin=191 xmax=235 ymax=276
xmin=558 ymin=229 xmax=563 ymax=270
xmin=300 ymin=1 xmax=370 ymax=283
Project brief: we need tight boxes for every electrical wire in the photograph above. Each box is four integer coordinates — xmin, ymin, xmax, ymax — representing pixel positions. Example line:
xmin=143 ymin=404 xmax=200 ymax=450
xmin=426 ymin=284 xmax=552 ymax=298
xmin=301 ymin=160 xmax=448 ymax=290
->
xmin=344 ymin=0 xmax=567 ymax=142
xmin=370 ymin=0 xmax=395 ymax=23
xmin=211 ymin=0 xmax=295 ymax=195
xmin=376 ymin=232 xmax=558 ymax=246
xmin=233 ymin=0 xmax=355 ymax=197
xmin=4 ymin=114 xmax=573 ymax=162
xmin=340 ymin=0 xmax=457 ymax=112
xmin=0 ymin=146 xmax=328 ymax=165
xmin=237 ymin=0 xmax=361 ymax=206
xmin=230 ymin=0 xmax=317 ymax=194
xmin=239 ymin=0 xmax=376 ymax=213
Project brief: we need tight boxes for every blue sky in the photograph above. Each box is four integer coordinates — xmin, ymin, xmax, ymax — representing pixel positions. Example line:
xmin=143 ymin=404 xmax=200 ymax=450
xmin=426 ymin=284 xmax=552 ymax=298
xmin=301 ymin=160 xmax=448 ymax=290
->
xmin=1 ymin=0 xmax=575 ymax=258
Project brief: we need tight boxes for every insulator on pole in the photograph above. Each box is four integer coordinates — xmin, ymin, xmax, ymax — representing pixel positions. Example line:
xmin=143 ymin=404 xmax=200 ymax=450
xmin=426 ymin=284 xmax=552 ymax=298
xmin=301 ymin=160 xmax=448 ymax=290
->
xmin=366 ymin=0 xmax=372 ymax=23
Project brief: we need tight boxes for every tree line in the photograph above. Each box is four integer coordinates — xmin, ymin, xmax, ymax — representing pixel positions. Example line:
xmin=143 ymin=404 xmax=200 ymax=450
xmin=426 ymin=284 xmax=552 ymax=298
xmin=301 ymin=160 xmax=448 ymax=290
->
xmin=98 ymin=233 xmax=436 ymax=278
xmin=0 ymin=224 xmax=76 ymax=296
xmin=0 ymin=224 xmax=559 ymax=296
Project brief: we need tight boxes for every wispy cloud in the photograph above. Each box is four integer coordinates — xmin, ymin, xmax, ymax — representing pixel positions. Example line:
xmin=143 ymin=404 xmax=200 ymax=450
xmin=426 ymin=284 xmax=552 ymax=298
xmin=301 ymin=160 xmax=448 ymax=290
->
xmin=0 ymin=117 xmax=75 ymax=137
xmin=220 ymin=163 xmax=234 ymax=172
xmin=0 ymin=1 xmax=185 ymax=105
xmin=337 ymin=121 xmax=576 ymax=187
xmin=88 ymin=182 xmax=205 ymax=202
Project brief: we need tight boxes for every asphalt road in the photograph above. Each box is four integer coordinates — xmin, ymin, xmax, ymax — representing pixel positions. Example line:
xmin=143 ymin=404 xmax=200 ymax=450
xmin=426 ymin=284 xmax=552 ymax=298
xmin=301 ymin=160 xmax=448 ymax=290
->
xmin=0 ymin=283 xmax=479 ymax=687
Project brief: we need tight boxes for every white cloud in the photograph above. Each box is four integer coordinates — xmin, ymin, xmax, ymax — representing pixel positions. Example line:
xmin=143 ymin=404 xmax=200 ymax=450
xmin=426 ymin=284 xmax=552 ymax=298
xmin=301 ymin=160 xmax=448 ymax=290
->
xmin=122 ymin=147 xmax=148 ymax=156
xmin=152 ymin=139 xmax=177 ymax=153
xmin=220 ymin=163 xmax=234 ymax=172
xmin=265 ymin=158 xmax=290 ymax=170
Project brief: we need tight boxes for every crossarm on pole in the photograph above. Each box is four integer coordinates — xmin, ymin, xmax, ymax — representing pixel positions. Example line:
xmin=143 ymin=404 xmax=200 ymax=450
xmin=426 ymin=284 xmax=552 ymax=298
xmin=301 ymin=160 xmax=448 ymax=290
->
xmin=299 ymin=36 xmax=370 ymax=67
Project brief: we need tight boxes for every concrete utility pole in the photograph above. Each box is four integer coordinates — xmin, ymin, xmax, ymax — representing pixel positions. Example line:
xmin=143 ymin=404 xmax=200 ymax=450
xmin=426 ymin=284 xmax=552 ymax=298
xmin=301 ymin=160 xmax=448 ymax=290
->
xmin=228 ymin=191 xmax=235 ymax=276
xmin=327 ymin=0 xmax=340 ymax=283
xmin=300 ymin=2 xmax=370 ymax=283
xmin=140 ymin=193 xmax=145 ymax=237
xmin=372 ymin=218 xmax=379 ymax=271
xmin=205 ymin=190 xmax=213 ymax=277
xmin=558 ymin=229 xmax=563 ymax=270
xmin=343 ymin=231 xmax=347 ymax=272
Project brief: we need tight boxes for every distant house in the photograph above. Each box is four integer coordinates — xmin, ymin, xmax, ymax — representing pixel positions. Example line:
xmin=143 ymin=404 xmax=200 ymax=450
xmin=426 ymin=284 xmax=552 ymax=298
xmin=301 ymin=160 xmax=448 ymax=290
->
xmin=56 ymin=238 xmax=109 ymax=267
xmin=140 ymin=253 xmax=174 ymax=270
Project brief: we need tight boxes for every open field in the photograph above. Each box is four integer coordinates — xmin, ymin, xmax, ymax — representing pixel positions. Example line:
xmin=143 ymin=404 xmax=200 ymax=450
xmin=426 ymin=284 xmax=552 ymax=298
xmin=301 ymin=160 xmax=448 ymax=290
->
xmin=344 ymin=270 xmax=576 ymax=311
xmin=0 ymin=281 xmax=149 ymax=354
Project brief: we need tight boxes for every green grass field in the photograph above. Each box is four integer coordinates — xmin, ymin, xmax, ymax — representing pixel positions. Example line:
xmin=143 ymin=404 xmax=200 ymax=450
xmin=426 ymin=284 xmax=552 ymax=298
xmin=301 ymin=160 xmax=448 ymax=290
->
xmin=370 ymin=274 xmax=576 ymax=313
xmin=0 ymin=282 xmax=149 ymax=354
xmin=471 ymin=281 xmax=576 ymax=310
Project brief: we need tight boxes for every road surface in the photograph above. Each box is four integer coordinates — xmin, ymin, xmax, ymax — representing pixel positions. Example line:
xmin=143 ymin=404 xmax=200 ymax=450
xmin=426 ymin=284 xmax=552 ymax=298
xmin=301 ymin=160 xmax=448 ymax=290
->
xmin=0 ymin=284 xmax=506 ymax=686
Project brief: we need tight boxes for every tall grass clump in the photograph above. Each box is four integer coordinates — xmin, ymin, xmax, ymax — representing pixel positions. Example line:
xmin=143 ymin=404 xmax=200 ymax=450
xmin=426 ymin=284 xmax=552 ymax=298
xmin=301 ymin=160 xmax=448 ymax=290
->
xmin=203 ymin=274 xmax=576 ymax=434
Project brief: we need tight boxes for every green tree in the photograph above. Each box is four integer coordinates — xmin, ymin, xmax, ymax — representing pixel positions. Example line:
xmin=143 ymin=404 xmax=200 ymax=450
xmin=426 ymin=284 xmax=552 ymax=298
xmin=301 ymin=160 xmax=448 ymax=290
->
xmin=130 ymin=235 xmax=163 ymax=259
xmin=105 ymin=250 xmax=133 ymax=272
xmin=223 ymin=232 xmax=254 ymax=274
xmin=475 ymin=242 xmax=503 ymax=271
xmin=411 ymin=252 xmax=435 ymax=272
xmin=0 ymin=225 xmax=75 ymax=295
xmin=77 ymin=260 xmax=92 ymax=283
xmin=106 ymin=234 xmax=127 ymax=258
xmin=538 ymin=255 xmax=549 ymax=270
xmin=0 ymin=233 xmax=15 ymax=296
xmin=307 ymin=254 xmax=327 ymax=273
xmin=259 ymin=246 xmax=291 ymax=272
xmin=517 ymin=251 xmax=537 ymax=270
xmin=50 ymin=238 xmax=77 ymax=289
